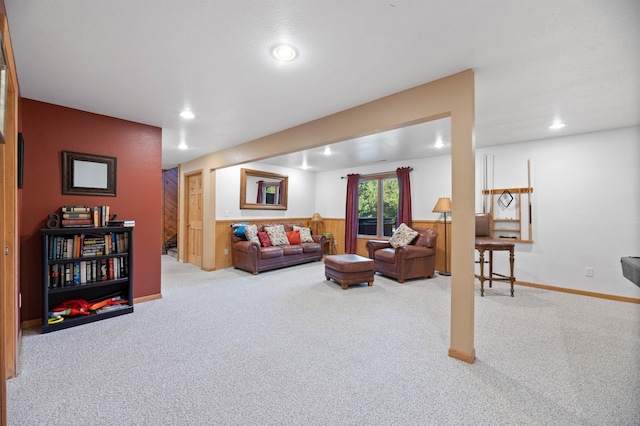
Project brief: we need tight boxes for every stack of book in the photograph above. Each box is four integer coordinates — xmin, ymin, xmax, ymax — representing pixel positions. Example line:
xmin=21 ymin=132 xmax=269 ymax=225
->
xmin=61 ymin=206 xmax=93 ymax=227
xmin=60 ymin=205 xmax=120 ymax=228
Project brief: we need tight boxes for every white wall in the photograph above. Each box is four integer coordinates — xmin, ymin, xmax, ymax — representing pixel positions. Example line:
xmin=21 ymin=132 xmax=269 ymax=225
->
xmin=477 ymin=126 xmax=639 ymax=298
xmin=312 ymin=126 xmax=640 ymax=299
xmin=213 ymin=127 xmax=639 ymax=298
xmin=216 ymin=162 xmax=316 ymax=220
xmin=314 ymin=156 xmax=452 ymax=220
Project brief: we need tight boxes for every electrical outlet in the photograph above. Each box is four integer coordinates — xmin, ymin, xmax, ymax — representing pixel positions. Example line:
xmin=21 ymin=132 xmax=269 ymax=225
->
xmin=224 ymin=248 xmax=229 ymax=255
xmin=585 ymin=267 xmax=593 ymax=277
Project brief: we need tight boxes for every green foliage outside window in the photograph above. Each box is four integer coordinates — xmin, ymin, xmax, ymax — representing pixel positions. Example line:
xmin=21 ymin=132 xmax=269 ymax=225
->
xmin=358 ymin=180 xmax=378 ymax=218
xmin=358 ymin=176 xmax=398 ymax=236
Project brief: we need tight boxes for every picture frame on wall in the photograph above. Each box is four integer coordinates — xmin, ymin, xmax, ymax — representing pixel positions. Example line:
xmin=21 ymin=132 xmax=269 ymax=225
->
xmin=62 ymin=151 xmax=117 ymax=196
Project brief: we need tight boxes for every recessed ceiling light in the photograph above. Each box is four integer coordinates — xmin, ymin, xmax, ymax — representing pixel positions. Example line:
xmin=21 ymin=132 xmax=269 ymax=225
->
xmin=180 ymin=111 xmax=195 ymax=119
xmin=273 ymin=45 xmax=297 ymax=61
xmin=433 ymin=137 xmax=445 ymax=148
xmin=322 ymin=147 xmax=332 ymax=155
xmin=178 ymin=142 xmax=188 ymax=150
xmin=549 ymin=122 xmax=566 ymax=130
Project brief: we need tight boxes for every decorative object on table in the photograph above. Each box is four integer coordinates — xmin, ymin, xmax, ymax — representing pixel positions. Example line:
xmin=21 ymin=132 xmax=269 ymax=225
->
xmin=46 ymin=213 xmax=61 ymax=229
xmin=322 ymin=232 xmax=336 ymax=255
xmin=311 ymin=212 xmax=324 ymax=235
xmin=432 ymin=197 xmax=452 ymax=276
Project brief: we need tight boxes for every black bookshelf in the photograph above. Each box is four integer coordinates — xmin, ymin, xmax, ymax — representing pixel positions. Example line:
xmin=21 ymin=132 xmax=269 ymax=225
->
xmin=41 ymin=226 xmax=134 ymax=333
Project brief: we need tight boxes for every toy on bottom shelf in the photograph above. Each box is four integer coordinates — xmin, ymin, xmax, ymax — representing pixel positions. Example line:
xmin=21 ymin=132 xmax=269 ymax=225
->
xmin=48 ymin=295 xmax=129 ymax=324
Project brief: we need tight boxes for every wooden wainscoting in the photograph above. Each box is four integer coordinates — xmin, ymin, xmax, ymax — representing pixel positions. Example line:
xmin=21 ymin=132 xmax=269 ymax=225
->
xmin=321 ymin=218 xmax=345 ymax=255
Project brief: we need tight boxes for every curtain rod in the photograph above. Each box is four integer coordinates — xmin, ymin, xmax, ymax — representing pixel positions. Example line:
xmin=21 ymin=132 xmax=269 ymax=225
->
xmin=340 ymin=167 xmax=413 ymax=179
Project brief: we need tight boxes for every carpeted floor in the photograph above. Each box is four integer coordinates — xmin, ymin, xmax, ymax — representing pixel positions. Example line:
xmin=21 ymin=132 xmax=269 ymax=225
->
xmin=7 ymin=256 xmax=640 ymax=425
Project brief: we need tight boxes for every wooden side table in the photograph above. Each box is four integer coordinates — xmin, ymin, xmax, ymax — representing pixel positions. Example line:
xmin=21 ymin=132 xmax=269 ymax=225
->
xmin=324 ymin=237 xmax=337 ymax=255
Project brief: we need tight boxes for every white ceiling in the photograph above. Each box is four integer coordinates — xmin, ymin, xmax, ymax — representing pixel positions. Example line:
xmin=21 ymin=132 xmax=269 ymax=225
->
xmin=5 ymin=1 xmax=639 ymax=171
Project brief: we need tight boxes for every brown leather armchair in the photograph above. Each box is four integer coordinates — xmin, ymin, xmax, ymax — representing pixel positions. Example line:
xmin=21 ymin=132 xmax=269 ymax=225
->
xmin=366 ymin=227 xmax=438 ymax=283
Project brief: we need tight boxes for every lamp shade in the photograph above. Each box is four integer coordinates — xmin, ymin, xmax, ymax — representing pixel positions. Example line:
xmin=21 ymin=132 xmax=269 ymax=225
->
xmin=311 ymin=213 xmax=322 ymax=222
xmin=432 ymin=197 xmax=452 ymax=213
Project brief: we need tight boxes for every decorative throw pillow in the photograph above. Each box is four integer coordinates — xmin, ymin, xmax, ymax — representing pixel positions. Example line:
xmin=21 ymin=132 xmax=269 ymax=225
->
xmin=257 ymin=231 xmax=271 ymax=247
xmin=389 ymin=223 xmax=419 ymax=248
xmin=265 ymin=225 xmax=289 ymax=246
xmin=244 ymin=224 xmax=260 ymax=244
xmin=293 ymin=225 xmax=314 ymax=243
xmin=286 ymin=230 xmax=301 ymax=245
xmin=231 ymin=222 xmax=250 ymax=239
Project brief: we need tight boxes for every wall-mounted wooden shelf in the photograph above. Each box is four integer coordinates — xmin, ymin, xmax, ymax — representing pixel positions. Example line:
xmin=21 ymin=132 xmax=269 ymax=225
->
xmin=482 ymin=187 xmax=533 ymax=243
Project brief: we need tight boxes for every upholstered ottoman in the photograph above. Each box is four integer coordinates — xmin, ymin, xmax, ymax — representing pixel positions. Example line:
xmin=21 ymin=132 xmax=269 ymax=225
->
xmin=324 ymin=254 xmax=374 ymax=290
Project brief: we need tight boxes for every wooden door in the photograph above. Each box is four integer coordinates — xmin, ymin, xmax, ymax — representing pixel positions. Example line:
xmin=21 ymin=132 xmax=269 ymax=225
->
xmin=1 ymin=14 xmax=21 ymax=425
xmin=185 ymin=172 xmax=203 ymax=267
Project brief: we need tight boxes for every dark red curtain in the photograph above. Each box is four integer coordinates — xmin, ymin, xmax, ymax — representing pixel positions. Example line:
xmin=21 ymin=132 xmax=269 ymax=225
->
xmin=256 ymin=181 xmax=264 ymax=203
xmin=396 ymin=167 xmax=412 ymax=227
xmin=345 ymin=173 xmax=360 ymax=253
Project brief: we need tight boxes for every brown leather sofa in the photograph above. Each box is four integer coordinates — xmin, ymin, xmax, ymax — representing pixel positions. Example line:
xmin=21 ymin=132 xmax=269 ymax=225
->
xmin=231 ymin=223 xmax=326 ymax=275
xmin=366 ymin=227 xmax=438 ymax=283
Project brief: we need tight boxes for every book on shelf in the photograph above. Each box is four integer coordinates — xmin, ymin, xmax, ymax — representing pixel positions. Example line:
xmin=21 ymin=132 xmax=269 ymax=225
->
xmin=108 ymin=258 xmax=115 ymax=280
xmin=64 ymin=263 xmax=72 ymax=285
xmin=62 ymin=206 xmax=91 ymax=213
xmin=48 ymin=264 xmax=60 ymax=288
xmin=92 ymin=206 xmax=99 ymax=227
xmin=108 ymin=219 xmax=135 ymax=227
xmin=100 ymin=259 xmax=108 ymax=280
xmin=62 ymin=212 xmax=92 ymax=219
xmin=72 ymin=262 xmax=81 ymax=285
xmin=47 ymin=231 xmax=130 ymax=261
xmin=61 ymin=219 xmax=94 ymax=227
xmin=102 ymin=206 xmax=110 ymax=227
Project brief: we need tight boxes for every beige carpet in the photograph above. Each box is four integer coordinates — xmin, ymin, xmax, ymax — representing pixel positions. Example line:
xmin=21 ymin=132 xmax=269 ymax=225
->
xmin=7 ymin=256 xmax=640 ymax=425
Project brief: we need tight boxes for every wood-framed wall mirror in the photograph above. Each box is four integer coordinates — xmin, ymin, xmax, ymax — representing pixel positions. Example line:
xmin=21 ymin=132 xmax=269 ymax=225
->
xmin=240 ymin=168 xmax=288 ymax=210
xmin=62 ymin=151 xmax=117 ymax=196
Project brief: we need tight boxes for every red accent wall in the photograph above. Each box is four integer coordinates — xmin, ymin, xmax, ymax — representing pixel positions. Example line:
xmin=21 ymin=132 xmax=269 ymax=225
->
xmin=20 ymin=99 xmax=162 ymax=321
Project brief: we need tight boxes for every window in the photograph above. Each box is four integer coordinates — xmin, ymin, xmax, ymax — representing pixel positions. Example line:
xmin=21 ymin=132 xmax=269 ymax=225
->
xmin=358 ymin=173 xmax=398 ymax=237
xmin=262 ymin=183 xmax=279 ymax=204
